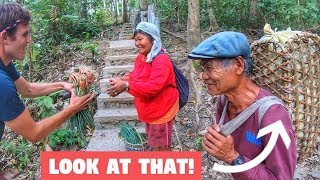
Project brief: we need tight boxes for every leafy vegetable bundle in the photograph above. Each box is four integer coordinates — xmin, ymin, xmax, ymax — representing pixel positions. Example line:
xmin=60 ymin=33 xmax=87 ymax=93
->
xmin=67 ymin=65 xmax=96 ymax=143
xmin=119 ymin=122 xmax=146 ymax=146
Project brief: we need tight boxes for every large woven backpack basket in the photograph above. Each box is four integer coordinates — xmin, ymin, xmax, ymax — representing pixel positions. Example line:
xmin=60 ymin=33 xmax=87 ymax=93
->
xmin=251 ymin=32 xmax=320 ymax=162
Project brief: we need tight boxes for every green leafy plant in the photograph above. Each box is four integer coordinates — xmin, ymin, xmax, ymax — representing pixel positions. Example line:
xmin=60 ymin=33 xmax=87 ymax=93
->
xmin=194 ymin=136 xmax=203 ymax=151
xmin=33 ymin=90 xmax=63 ymax=119
xmin=82 ymin=42 xmax=100 ymax=61
xmin=0 ymin=138 xmax=36 ymax=171
xmin=48 ymin=128 xmax=84 ymax=150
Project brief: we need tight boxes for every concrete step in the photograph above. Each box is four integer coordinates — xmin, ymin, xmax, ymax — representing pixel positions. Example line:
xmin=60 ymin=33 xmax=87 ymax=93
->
xmin=104 ymin=54 xmax=136 ymax=61
xmin=86 ymin=125 xmax=145 ymax=151
xmin=120 ymin=30 xmax=133 ymax=34
xmin=123 ymin=23 xmax=133 ymax=27
xmin=121 ymin=30 xmax=132 ymax=33
xmin=120 ymin=34 xmax=133 ymax=37
xmin=102 ymin=64 xmax=133 ymax=78
xmin=104 ymin=54 xmax=136 ymax=66
xmin=109 ymin=40 xmax=135 ymax=48
xmin=121 ymin=32 xmax=133 ymax=35
xmin=103 ymin=46 xmax=138 ymax=57
xmin=119 ymin=36 xmax=133 ymax=40
xmin=94 ymin=108 xmax=138 ymax=129
xmin=87 ymin=128 xmax=125 ymax=151
xmin=119 ymin=35 xmax=134 ymax=40
xmin=97 ymin=92 xmax=134 ymax=109
xmin=122 ymin=28 xmax=132 ymax=32
xmin=99 ymin=79 xmax=109 ymax=93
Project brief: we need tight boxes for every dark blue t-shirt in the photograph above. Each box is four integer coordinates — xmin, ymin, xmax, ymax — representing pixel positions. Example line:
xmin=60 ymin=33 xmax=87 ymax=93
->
xmin=0 ymin=59 xmax=25 ymax=140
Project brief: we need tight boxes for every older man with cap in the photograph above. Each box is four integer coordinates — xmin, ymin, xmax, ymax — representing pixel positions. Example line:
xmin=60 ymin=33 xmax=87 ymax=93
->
xmin=189 ymin=32 xmax=297 ymax=179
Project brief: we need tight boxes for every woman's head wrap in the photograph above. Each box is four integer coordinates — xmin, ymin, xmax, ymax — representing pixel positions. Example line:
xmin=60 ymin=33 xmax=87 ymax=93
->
xmin=135 ymin=22 xmax=162 ymax=63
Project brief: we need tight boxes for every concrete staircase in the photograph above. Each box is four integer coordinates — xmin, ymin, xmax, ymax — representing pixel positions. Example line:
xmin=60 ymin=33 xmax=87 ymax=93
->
xmin=87 ymin=24 xmax=143 ymax=151
xmin=119 ymin=23 xmax=134 ymax=40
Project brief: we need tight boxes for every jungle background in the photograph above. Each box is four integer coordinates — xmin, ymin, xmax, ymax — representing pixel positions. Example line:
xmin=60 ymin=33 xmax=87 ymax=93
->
xmin=0 ymin=0 xmax=320 ymax=179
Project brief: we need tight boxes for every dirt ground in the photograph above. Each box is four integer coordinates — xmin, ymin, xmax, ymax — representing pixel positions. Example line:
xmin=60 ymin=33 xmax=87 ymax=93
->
xmin=1 ymin=26 xmax=320 ymax=179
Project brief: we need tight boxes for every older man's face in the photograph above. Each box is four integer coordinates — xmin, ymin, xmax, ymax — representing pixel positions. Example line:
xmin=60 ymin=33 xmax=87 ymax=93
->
xmin=200 ymin=59 xmax=239 ymax=96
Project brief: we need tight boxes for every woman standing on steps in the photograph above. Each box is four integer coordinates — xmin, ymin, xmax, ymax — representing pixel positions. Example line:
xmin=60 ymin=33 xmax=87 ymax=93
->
xmin=106 ymin=22 xmax=179 ymax=151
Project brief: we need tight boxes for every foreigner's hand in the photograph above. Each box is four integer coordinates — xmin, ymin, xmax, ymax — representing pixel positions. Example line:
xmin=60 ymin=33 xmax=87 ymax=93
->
xmin=202 ymin=124 xmax=240 ymax=164
xmin=68 ymin=89 xmax=95 ymax=112
xmin=61 ymin=82 xmax=74 ymax=92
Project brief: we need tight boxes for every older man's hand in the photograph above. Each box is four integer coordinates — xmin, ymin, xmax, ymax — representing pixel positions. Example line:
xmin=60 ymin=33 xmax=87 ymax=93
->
xmin=202 ymin=124 xmax=240 ymax=164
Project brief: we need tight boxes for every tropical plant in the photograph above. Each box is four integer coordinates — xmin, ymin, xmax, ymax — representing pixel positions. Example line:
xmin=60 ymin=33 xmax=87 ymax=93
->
xmin=48 ymin=128 xmax=84 ymax=150
xmin=0 ymin=138 xmax=36 ymax=171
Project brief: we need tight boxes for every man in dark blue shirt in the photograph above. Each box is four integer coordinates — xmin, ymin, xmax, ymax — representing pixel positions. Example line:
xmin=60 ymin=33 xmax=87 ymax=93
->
xmin=0 ymin=3 xmax=95 ymax=142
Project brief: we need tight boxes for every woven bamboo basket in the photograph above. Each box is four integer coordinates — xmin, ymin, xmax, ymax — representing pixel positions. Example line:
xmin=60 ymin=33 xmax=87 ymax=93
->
xmin=251 ymin=32 xmax=320 ymax=162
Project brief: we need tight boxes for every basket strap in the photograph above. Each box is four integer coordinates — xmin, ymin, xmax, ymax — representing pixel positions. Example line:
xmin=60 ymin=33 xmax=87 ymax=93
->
xmin=258 ymin=98 xmax=286 ymax=128
xmin=219 ymin=96 xmax=280 ymax=136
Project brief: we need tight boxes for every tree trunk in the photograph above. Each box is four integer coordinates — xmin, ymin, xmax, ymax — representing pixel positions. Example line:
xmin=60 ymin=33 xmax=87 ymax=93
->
xmin=113 ymin=0 xmax=119 ymax=24
xmin=122 ymin=0 xmax=128 ymax=23
xmin=140 ymin=0 xmax=148 ymax=11
xmin=207 ymin=0 xmax=219 ymax=31
xmin=116 ymin=0 xmax=120 ymax=15
xmin=187 ymin=0 xmax=201 ymax=51
xmin=81 ymin=0 xmax=88 ymax=19
xmin=103 ymin=0 xmax=106 ymax=9
xmin=172 ymin=0 xmax=180 ymax=26
xmin=249 ymin=0 xmax=259 ymax=27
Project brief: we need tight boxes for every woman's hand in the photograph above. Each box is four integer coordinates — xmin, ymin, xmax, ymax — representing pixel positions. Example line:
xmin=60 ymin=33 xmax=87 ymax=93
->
xmin=106 ymin=79 xmax=128 ymax=97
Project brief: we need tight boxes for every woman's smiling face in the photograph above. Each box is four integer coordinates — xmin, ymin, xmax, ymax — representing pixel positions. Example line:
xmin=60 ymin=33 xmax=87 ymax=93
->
xmin=134 ymin=32 xmax=153 ymax=56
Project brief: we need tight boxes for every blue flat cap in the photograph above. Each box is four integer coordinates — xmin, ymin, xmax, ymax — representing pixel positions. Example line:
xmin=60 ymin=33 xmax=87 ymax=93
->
xmin=188 ymin=31 xmax=251 ymax=59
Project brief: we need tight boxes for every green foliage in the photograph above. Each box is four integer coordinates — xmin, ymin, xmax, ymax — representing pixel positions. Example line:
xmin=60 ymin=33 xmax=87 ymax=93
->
xmin=94 ymin=9 xmax=114 ymax=27
xmin=0 ymin=138 xmax=36 ymax=171
xmin=32 ymin=90 xmax=63 ymax=119
xmin=59 ymin=15 xmax=102 ymax=40
xmin=82 ymin=42 xmax=100 ymax=61
xmin=155 ymin=0 xmax=319 ymax=31
xmin=34 ymin=96 xmax=54 ymax=119
xmin=212 ymin=0 xmax=250 ymax=30
xmin=194 ymin=136 xmax=203 ymax=151
xmin=20 ymin=0 xmax=110 ymax=69
xmin=155 ymin=0 xmax=188 ymax=28
xmin=128 ymin=0 xmax=140 ymax=9
xmin=14 ymin=43 xmax=41 ymax=80
xmin=193 ymin=60 xmax=201 ymax=71
xmin=48 ymin=128 xmax=84 ymax=150
xmin=257 ymin=0 xmax=320 ymax=29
